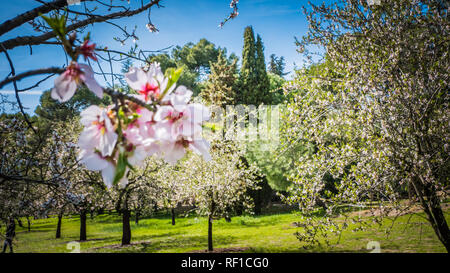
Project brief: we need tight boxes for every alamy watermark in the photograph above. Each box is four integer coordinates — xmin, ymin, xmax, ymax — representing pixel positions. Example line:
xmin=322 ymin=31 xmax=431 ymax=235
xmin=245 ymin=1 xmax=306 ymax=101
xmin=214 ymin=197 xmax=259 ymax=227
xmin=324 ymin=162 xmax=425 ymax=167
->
xmin=66 ymin=241 xmax=81 ymax=253
xmin=202 ymin=104 xmax=282 ymax=151
xmin=366 ymin=241 xmax=381 ymax=253
xmin=67 ymin=0 xmax=81 ymax=5
xmin=367 ymin=0 xmax=381 ymax=6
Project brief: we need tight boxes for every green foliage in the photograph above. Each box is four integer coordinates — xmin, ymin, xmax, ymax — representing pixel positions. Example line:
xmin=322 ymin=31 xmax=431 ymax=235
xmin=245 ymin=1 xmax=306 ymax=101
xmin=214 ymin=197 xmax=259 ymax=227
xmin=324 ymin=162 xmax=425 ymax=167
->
xmin=172 ymin=39 xmax=220 ymax=75
xmin=267 ymin=72 xmax=286 ymax=104
xmin=268 ymin=54 xmax=287 ymax=77
xmin=237 ymin=27 xmax=280 ymax=105
xmin=255 ymin=35 xmax=270 ymax=104
xmin=35 ymin=87 xmax=110 ymax=122
xmin=237 ymin=26 xmax=257 ymax=105
xmin=40 ymin=13 xmax=67 ymax=41
xmin=148 ymin=39 xmax=229 ymax=96
xmin=246 ymin=139 xmax=305 ymax=192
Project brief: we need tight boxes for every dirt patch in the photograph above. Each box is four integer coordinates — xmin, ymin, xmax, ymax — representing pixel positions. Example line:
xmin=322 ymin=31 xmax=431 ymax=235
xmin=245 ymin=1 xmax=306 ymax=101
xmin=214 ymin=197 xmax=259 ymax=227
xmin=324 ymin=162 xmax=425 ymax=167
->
xmin=188 ymin=247 xmax=249 ymax=253
xmin=349 ymin=202 xmax=450 ymax=218
xmin=88 ymin=240 xmax=152 ymax=251
xmin=62 ymin=238 xmax=107 ymax=244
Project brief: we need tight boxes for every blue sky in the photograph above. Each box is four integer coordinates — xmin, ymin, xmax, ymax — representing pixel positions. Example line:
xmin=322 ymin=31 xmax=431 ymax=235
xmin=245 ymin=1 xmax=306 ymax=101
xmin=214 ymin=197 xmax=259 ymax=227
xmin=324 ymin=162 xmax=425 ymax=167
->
xmin=0 ymin=0 xmax=329 ymax=114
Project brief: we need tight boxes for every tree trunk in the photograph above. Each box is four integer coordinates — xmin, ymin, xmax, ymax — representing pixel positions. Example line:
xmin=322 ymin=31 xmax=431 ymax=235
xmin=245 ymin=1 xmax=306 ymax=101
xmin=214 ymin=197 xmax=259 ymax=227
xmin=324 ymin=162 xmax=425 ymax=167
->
xmin=208 ymin=215 xmax=213 ymax=252
xmin=90 ymin=210 xmax=94 ymax=220
xmin=171 ymin=208 xmax=176 ymax=226
xmin=56 ymin=213 xmax=63 ymax=239
xmin=412 ymin=176 xmax=450 ymax=252
xmin=122 ymin=209 xmax=131 ymax=245
xmin=80 ymin=210 xmax=87 ymax=241
xmin=427 ymin=202 xmax=450 ymax=252
xmin=26 ymin=216 xmax=31 ymax=232
xmin=135 ymin=210 xmax=140 ymax=225
xmin=423 ymin=188 xmax=450 ymax=252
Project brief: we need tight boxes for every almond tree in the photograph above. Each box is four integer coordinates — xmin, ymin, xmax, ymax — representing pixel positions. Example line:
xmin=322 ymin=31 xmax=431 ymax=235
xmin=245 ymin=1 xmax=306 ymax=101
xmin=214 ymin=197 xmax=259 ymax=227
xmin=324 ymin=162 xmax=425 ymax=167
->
xmin=181 ymin=140 xmax=260 ymax=251
xmin=285 ymin=0 xmax=449 ymax=251
xmin=150 ymin=161 xmax=194 ymax=226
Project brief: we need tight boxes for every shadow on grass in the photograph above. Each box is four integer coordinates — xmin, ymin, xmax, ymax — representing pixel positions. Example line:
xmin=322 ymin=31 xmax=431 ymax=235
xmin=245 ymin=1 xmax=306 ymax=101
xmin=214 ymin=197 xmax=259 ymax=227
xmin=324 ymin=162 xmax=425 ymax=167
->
xmin=88 ymin=233 xmax=238 ymax=253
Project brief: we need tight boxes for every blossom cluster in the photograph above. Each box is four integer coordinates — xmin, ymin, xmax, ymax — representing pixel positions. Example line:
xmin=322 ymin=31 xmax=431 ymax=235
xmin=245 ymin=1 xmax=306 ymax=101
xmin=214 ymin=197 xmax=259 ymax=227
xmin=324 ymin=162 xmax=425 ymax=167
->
xmin=51 ymin=41 xmax=211 ymax=188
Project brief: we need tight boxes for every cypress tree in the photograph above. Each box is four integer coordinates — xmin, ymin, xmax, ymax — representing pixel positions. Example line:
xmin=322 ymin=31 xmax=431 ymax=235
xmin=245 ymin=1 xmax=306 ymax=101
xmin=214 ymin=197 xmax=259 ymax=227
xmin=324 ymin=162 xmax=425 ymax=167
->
xmin=238 ymin=26 xmax=257 ymax=105
xmin=255 ymin=34 xmax=270 ymax=104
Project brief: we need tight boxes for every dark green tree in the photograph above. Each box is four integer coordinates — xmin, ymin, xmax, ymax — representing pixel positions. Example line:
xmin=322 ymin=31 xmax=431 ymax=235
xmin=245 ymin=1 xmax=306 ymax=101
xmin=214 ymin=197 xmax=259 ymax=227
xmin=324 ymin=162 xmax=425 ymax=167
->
xmin=148 ymin=39 xmax=228 ymax=96
xmin=238 ymin=27 xmax=272 ymax=105
xmin=237 ymin=26 xmax=257 ymax=105
xmin=35 ymin=87 xmax=110 ymax=123
xmin=255 ymin=34 xmax=270 ymax=104
xmin=268 ymin=54 xmax=287 ymax=77
xmin=34 ymin=87 xmax=111 ymax=138
xmin=172 ymin=39 xmax=221 ymax=76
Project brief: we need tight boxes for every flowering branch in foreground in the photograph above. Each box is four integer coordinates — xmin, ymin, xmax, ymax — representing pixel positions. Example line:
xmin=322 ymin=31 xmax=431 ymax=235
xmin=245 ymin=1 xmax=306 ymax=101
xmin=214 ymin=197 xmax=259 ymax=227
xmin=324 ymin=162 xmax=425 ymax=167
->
xmin=43 ymin=14 xmax=211 ymax=188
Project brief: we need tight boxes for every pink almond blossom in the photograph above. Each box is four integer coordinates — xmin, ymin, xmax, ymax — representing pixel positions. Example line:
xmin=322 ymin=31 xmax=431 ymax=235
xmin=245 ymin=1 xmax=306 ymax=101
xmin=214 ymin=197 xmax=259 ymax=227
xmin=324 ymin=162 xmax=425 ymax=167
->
xmin=51 ymin=62 xmax=103 ymax=102
xmin=125 ymin=63 xmax=175 ymax=103
xmin=78 ymin=105 xmax=118 ymax=157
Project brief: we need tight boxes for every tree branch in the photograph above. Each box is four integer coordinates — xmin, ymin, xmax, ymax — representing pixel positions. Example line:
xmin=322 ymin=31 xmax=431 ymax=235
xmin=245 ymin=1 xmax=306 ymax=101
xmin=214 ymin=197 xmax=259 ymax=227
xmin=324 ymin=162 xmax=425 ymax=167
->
xmin=0 ymin=67 xmax=64 ymax=89
xmin=0 ymin=0 xmax=161 ymax=52
xmin=0 ymin=0 xmax=92 ymax=36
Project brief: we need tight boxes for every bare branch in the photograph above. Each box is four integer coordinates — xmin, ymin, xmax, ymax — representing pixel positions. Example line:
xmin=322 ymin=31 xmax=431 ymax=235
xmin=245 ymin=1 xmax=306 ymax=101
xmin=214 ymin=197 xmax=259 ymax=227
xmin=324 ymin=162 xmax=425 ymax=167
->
xmin=0 ymin=0 xmax=92 ymax=36
xmin=0 ymin=67 xmax=64 ymax=89
xmin=0 ymin=0 xmax=161 ymax=52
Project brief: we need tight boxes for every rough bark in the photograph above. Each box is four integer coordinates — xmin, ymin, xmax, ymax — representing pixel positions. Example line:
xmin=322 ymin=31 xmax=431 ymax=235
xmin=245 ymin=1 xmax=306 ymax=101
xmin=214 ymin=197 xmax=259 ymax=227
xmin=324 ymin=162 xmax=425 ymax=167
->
xmin=121 ymin=209 xmax=131 ymax=245
xmin=55 ymin=212 xmax=62 ymax=239
xmin=135 ymin=210 xmax=139 ymax=225
xmin=26 ymin=216 xmax=31 ymax=232
xmin=79 ymin=210 xmax=87 ymax=241
xmin=171 ymin=208 xmax=176 ymax=226
xmin=412 ymin=177 xmax=450 ymax=252
xmin=208 ymin=215 xmax=213 ymax=252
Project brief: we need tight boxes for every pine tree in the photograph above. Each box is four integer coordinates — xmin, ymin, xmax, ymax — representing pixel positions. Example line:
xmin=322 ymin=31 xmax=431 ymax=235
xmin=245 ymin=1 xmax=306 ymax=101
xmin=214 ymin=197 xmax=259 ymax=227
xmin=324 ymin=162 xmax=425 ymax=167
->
xmin=255 ymin=34 xmax=270 ymax=104
xmin=268 ymin=54 xmax=286 ymax=77
xmin=201 ymin=51 xmax=237 ymax=107
xmin=238 ymin=26 xmax=257 ymax=105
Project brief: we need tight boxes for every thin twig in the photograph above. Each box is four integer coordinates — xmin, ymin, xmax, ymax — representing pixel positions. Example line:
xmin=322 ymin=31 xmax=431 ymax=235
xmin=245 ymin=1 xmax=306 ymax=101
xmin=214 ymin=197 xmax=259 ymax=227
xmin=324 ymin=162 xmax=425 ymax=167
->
xmin=0 ymin=44 xmax=37 ymax=134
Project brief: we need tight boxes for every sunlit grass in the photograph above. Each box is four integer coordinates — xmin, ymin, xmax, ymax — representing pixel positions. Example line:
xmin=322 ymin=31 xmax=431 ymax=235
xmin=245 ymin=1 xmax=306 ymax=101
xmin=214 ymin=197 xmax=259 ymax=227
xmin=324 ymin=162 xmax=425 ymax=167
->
xmin=5 ymin=209 xmax=448 ymax=253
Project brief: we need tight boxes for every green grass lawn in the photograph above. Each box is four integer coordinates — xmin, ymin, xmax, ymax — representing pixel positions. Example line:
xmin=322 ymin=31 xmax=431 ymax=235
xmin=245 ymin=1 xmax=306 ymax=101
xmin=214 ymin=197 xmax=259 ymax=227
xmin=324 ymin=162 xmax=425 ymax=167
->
xmin=4 ymin=209 xmax=448 ymax=253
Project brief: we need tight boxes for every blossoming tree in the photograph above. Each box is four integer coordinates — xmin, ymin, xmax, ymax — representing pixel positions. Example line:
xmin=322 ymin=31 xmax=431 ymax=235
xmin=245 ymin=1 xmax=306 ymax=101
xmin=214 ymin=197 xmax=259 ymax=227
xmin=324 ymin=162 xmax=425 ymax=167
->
xmin=180 ymin=140 xmax=260 ymax=251
xmin=285 ymin=0 xmax=449 ymax=251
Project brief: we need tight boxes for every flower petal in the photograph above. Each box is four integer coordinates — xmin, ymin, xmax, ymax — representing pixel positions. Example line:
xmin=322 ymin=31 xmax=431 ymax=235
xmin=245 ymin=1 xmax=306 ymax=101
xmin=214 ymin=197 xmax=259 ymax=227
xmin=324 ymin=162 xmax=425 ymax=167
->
xmin=51 ymin=73 xmax=77 ymax=102
xmin=80 ymin=105 xmax=102 ymax=126
xmin=78 ymin=126 xmax=100 ymax=150
xmin=163 ymin=142 xmax=186 ymax=165
xmin=79 ymin=64 xmax=103 ymax=98
xmin=170 ymin=85 xmax=192 ymax=112
xmin=189 ymin=139 xmax=211 ymax=161
xmin=101 ymin=162 xmax=116 ymax=188
xmin=79 ymin=150 xmax=109 ymax=171
xmin=154 ymin=105 xmax=173 ymax=121
xmin=99 ymin=131 xmax=118 ymax=157
xmin=180 ymin=119 xmax=202 ymax=137
xmin=125 ymin=67 xmax=148 ymax=91
xmin=187 ymin=103 xmax=210 ymax=124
